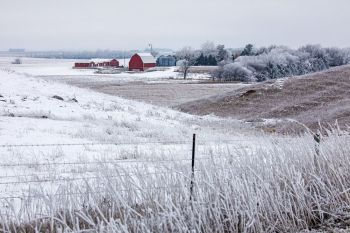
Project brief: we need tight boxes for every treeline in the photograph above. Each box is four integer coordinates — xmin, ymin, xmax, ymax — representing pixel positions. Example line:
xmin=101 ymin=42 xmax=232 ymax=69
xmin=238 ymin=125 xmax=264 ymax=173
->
xmin=175 ymin=42 xmax=231 ymax=66
xmin=194 ymin=53 xmax=217 ymax=66
xmin=213 ymin=44 xmax=350 ymax=82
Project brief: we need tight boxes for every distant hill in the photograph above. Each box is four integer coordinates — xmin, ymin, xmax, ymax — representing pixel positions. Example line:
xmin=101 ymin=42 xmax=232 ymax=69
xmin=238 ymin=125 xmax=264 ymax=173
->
xmin=178 ymin=65 xmax=350 ymax=134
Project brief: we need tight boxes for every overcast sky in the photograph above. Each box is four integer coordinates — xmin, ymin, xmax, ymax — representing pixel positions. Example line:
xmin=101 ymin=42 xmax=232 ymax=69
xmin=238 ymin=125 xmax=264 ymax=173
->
xmin=1 ymin=0 xmax=349 ymax=51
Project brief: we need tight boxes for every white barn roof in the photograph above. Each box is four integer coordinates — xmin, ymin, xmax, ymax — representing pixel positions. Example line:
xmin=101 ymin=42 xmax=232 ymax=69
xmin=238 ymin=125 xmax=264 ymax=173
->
xmin=137 ymin=53 xmax=156 ymax=64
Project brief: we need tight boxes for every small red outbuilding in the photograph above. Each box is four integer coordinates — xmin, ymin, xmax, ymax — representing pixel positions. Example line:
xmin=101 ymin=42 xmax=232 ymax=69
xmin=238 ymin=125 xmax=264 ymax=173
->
xmin=74 ymin=59 xmax=119 ymax=69
xmin=129 ymin=53 xmax=156 ymax=71
xmin=74 ymin=62 xmax=91 ymax=68
xmin=109 ymin=59 xmax=119 ymax=67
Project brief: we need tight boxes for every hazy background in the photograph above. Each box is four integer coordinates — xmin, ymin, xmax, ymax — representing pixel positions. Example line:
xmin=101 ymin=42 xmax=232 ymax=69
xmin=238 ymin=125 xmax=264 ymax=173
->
xmin=1 ymin=0 xmax=349 ymax=50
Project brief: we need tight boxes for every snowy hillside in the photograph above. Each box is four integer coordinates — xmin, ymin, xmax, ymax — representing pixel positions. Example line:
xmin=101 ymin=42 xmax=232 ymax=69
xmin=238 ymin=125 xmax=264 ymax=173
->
xmin=0 ymin=67 xmax=255 ymax=203
xmin=0 ymin=68 xmax=240 ymax=146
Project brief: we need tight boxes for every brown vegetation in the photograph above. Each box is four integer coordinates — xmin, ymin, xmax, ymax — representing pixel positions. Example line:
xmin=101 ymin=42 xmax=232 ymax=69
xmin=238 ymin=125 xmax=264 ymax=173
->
xmin=178 ymin=65 xmax=350 ymax=134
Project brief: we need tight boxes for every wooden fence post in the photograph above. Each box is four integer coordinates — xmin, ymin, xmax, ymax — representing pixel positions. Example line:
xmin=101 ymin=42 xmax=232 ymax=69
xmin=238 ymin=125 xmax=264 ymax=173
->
xmin=190 ymin=134 xmax=196 ymax=201
xmin=314 ymin=133 xmax=321 ymax=155
xmin=314 ymin=133 xmax=321 ymax=173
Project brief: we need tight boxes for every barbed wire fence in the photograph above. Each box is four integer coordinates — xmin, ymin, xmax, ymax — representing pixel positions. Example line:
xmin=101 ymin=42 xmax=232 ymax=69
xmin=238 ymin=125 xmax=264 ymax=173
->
xmin=0 ymin=134 xmax=321 ymax=202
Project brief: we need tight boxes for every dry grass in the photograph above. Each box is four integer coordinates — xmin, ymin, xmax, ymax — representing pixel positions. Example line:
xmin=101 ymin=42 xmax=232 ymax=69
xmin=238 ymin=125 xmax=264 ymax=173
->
xmin=1 ymin=130 xmax=350 ymax=232
xmin=83 ymin=82 xmax=244 ymax=107
xmin=178 ymin=65 xmax=350 ymax=134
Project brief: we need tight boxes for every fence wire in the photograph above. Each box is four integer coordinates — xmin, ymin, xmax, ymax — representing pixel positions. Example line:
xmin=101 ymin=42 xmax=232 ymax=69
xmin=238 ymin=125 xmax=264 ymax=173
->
xmin=0 ymin=139 xmax=254 ymax=148
xmin=0 ymin=136 xmax=290 ymax=202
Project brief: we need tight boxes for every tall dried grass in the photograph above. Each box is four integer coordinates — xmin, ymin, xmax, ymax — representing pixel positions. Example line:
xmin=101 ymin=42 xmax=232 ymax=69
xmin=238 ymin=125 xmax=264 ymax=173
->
xmin=0 ymin=130 xmax=349 ymax=232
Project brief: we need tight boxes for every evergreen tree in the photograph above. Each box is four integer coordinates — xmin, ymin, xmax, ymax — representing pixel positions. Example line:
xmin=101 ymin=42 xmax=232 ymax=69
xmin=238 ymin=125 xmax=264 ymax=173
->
xmin=216 ymin=45 xmax=228 ymax=62
xmin=195 ymin=53 xmax=205 ymax=66
xmin=208 ymin=55 xmax=217 ymax=66
xmin=203 ymin=55 xmax=208 ymax=65
xmin=241 ymin=44 xmax=254 ymax=56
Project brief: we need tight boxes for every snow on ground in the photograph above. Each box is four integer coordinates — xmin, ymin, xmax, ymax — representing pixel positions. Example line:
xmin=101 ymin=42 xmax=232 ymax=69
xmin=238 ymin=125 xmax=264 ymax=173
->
xmin=0 ymin=58 xmax=347 ymax=232
xmin=92 ymin=67 xmax=211 ymax=83
xmin=0 ymin=57 xmax=210 ymax=84
xmin=0 ymin=69 xmax=208 ymax=147
xmin=0 ymin=57 xmax=131 ymax=76
xmin=0 ymin=57 xmax=96 ymax=76
xmin=0 ymin=66 xmax=258 ymax=204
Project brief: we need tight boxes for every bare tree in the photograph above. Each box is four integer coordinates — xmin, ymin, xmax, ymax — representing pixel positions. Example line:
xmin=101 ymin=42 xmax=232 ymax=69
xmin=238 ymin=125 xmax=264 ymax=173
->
xmin=176 ymin=46 xmax=195 ymax=59
xmin=151 ymin=50 xmax=159 ymax=58
xmin=180 ymin=60 xmax=191 ymax=79
xmin=177 ymin=47 xmax=196 ymax=79
xmin=201 ymin=41 xmax=216 ymax=56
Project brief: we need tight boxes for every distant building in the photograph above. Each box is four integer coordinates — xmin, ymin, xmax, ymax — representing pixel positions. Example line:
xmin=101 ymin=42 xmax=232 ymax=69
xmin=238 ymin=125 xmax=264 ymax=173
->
xmin=109 ymin=59 xmax=119 ymax=67
xmin=90 ymin=61 xmax=96 ymax=67
xmin=12 ymin=58 xmax=22 ymax=64
xmin=74 ymin=59 xmax=119 ymax=69
xmin=129 ymin=53 xmax=156 ymax=71
xmin=74 ymin=62 xmax=91 ymax=68
xmin=157 ymin=55 xmax=176 ymax=67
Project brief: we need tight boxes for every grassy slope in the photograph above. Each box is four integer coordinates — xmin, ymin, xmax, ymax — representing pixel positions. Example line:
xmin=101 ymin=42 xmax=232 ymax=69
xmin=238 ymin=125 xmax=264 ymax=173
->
xmin=178 ymin=65 xmax=350 ymax=134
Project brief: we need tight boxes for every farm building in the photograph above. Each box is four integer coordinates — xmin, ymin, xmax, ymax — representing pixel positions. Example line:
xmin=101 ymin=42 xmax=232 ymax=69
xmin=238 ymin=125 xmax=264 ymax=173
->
xmin=74 ymin=59 xmax=119 ymax=69
xmin=129 ymin=53 xmax=156 ymax=71
xmin=74 ymin=62 xmax=92 ymax=68
xmin=157 ymin=55 xmax=176 ymax=67
xmin=109 ymin=59 xmax=119 ymax=67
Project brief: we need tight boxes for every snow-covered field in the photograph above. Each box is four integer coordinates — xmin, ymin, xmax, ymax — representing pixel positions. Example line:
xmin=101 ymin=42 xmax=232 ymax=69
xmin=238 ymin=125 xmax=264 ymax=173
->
xmin=0 ymin=57 xmax=96 ymax=76
xmin=0 ymin=57 xmax=210 ymax=84
xmin=1 ymin=58 xmax=349 ymax=232
xmin=0 ymin=58 xmax=256 ymax=205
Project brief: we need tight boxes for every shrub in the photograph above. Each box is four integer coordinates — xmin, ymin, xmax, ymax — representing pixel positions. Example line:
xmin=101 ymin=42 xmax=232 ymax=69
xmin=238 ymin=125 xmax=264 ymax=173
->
xmin=213 ymin=45 xmax=350 ymax=82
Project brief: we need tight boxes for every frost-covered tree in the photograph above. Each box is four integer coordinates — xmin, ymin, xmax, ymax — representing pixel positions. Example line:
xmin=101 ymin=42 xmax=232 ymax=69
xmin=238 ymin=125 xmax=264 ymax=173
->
xmin=221 ymin=63 xmax=253 ymax=82
xmin=343 ymin=48 xmax=350 ymax=64
xmin=241 ymin=44 xmax=254 ymax=56
xmin=175 ymin=46 xmax=196 ymax=60
xmin=325 ymin=47 xmax=346 ymax=67
xmin=201 ymin=41 xmax=216 ymax=56
xmin=176 ymin=47 xmax=197 ymax=79
xmin=216 ymin=45 xmax=229 ymax=62
xmin=212 ymin=44 xmax=350 ymax=82
xmin=180 ymin=59 xmax=195 ymax=79
xmin=151 ymin=51 xmax=159 ymax=58
xmin=212 ymin=60 xmax=230 ymax=81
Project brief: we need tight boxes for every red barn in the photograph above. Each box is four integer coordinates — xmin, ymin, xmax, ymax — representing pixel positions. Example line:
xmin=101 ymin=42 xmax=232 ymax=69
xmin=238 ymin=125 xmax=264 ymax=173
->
xmin=129 ymin=53 xmax=156 ymax=71
xmin=110 ymin=59 xmax=119 ymax=67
